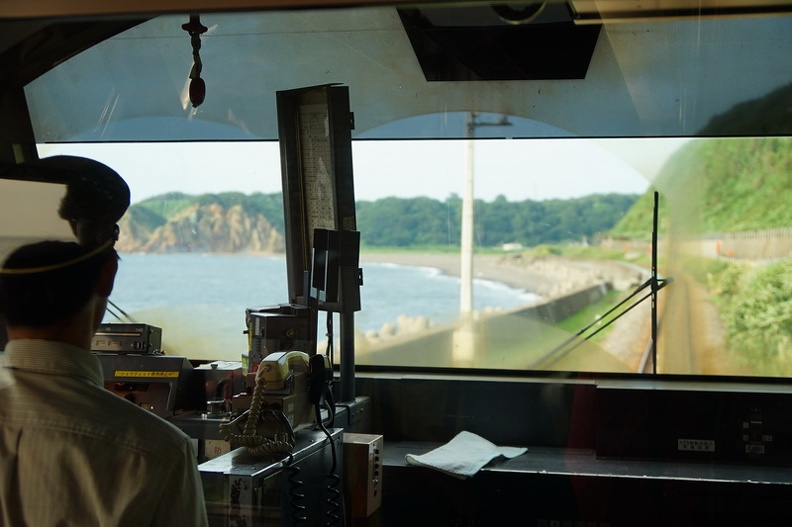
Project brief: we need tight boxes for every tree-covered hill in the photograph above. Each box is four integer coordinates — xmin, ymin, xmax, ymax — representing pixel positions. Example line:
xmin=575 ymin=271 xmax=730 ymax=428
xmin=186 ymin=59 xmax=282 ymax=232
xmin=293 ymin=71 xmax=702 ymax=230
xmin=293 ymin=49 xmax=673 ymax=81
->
xmin=118 ymin=191 xmax=638 ymax=252
xmin=357 ymin=193 xmax=639 ymax=248
xmin=698 ymin=82 xmax=792 ymax=136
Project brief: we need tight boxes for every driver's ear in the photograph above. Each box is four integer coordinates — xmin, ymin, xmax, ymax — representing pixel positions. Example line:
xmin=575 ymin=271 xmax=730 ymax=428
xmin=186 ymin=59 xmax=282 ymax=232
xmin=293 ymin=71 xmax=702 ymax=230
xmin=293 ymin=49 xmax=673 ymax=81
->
xmin=96 ymin=254 xmax=119 ymax=298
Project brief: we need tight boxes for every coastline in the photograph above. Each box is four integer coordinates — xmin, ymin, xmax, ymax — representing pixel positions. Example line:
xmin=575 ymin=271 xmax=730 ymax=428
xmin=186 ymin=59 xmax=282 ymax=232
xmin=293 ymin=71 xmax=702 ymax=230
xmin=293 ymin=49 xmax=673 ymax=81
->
xmin=360 ymin=252 xmax=544 ymax=294
xmin=100 ymin=247 xmax=645 ymax=300
xmin=360 ymin=251 xmax=645 ymax=298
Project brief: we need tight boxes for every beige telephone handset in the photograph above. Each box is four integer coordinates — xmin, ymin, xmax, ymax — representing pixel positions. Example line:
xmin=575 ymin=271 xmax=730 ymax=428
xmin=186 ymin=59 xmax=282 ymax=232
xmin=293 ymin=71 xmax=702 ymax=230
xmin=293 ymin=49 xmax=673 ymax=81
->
xmin=220 ymin=351 xmax=315 ymax=456
xmin=257 ymin=350 xmax=309 ymax=389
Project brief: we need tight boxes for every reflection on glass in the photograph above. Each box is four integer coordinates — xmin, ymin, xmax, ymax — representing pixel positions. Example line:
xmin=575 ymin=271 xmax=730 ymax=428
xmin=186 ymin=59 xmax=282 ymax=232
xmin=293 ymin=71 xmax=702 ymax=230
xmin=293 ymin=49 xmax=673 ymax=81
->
xmin=23 ymin=10 xmax=792 ymax=142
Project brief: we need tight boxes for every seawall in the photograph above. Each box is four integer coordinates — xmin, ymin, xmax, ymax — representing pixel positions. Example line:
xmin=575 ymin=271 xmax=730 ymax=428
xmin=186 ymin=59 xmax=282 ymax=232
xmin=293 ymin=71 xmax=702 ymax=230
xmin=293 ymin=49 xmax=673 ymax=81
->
xmin=355 ymin=281 xmax=624 ymax=371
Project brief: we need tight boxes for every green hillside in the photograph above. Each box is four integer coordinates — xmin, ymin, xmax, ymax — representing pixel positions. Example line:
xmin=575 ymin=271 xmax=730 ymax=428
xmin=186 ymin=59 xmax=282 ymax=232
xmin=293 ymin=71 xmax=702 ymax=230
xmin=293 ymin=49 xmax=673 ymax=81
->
xmin=612 ymin=80 xmax=792 ymax=240
xmin=122 ymin=204 xmax=167 ymax=241
xmin=136 ymin=192 xmax=194 ymax=220
xmin=698 ymin=82 xmax=792 ymax=136
xmin=611 ymin=137 xmax=792 ymax=239
xmin=137 ymin=191 xmax=285 ymax=233
xmin=609 ymin=82 xmax=792 ymax=375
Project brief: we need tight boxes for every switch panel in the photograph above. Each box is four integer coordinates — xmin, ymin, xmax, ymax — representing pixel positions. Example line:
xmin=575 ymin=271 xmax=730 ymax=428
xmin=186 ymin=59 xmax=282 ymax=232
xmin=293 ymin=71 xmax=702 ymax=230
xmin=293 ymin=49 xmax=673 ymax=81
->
xmin=343 ymin=433 xmax=384 ymax=518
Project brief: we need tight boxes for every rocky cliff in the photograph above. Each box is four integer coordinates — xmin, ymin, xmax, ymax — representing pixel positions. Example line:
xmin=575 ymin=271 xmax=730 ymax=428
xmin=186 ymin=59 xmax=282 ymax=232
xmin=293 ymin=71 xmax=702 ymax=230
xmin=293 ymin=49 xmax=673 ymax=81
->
xmin=115 ymin=199 xmax=285 ymax=254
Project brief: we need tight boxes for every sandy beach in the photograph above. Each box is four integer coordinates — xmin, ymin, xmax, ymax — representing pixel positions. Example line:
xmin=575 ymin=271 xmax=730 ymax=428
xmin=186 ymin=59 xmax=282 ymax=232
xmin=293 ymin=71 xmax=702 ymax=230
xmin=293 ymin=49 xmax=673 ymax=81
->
xmin=360 ymin=251 xmax=646 ymax=298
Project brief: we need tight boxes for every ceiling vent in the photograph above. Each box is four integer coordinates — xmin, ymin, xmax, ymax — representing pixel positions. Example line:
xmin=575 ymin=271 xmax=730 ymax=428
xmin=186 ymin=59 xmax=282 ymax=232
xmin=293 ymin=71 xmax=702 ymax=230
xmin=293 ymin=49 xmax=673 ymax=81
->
xmin=398 ymin=3 xmax=601 ymax=81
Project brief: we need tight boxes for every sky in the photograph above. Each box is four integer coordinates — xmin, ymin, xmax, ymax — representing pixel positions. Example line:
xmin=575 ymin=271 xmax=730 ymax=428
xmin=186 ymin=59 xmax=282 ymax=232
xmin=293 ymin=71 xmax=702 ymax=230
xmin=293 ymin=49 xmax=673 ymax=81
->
xmin=36 ymin=138 xmax=689 ymax=205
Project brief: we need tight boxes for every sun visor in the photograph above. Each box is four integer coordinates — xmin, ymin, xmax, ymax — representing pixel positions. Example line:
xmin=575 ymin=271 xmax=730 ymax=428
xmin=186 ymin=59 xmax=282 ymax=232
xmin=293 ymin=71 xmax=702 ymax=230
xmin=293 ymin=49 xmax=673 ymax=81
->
xmin=0 ymin=179 xmax=72 ymax=243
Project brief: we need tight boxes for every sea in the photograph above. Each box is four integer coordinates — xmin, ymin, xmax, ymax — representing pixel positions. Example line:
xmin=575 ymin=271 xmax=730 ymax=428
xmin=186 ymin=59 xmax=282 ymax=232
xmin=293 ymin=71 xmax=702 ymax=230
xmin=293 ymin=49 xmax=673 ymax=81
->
xmin=106 ymin=253 xmax=539 ymax=360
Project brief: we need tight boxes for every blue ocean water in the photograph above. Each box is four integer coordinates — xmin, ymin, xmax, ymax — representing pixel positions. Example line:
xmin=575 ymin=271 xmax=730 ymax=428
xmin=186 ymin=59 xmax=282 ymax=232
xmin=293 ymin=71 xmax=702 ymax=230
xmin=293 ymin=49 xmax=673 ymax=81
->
xmin=105 ymin=253 xmax=537 ymax=359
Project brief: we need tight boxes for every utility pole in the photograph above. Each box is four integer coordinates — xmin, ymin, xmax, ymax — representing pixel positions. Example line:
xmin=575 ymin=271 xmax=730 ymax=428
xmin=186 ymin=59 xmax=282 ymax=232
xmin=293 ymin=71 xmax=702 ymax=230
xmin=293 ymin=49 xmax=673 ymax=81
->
xmin=460 ymin=114 xmax=476 ymax=317
xmin=453 ymin=112 xmax=511 ymax=366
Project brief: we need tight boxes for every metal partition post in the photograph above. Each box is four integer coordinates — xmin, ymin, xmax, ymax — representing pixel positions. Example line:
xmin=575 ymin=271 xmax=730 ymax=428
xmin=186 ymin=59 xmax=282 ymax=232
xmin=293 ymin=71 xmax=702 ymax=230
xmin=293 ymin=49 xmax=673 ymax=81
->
xmin=340 ymin=311 xmax=355 ymax=403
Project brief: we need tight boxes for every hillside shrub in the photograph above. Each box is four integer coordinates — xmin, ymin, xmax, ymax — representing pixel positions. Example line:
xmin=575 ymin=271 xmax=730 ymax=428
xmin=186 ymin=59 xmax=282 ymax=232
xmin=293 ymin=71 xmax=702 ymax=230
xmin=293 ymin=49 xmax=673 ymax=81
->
xmin=716 ymin=260 xmax=792 ymax=375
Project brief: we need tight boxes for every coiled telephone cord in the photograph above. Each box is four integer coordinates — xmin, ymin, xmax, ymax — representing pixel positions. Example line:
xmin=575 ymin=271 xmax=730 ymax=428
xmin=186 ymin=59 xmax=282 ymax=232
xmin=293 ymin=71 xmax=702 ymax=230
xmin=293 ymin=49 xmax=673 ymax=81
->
xmin=220 ymin=374 xmax=295 ymax=456
xmin=285 ymin=452 xmax=307 ymax=524
xmin=315 ymin=404 xmax=345 ymax=526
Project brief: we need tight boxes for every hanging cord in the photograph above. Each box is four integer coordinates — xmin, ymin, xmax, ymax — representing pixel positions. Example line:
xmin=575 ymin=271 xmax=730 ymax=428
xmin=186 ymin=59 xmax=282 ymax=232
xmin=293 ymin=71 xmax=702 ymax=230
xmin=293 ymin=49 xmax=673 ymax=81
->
xmin=325 ymin=312 xmax=334 ymax=368
xmin=315 ymin=403 xmax=345 ymax=526
xmin=284 ymin=452 xmax=308 ymax=524
xmin=324 ymin=312 xmax=336 ymax=421
xmin=219 ymin=371 xmax=296 ymax=456
xmin=309 ymin=352 xmax=345 ymax=526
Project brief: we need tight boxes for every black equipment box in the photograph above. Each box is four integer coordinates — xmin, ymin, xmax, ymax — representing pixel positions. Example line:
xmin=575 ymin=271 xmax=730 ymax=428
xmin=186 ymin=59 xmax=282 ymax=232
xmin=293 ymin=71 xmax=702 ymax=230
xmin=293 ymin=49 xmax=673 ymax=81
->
xmin=92 ymin=323 xmax=163 ymax=354
xmin=595 ymin=380 xmax=792 ymax=466
xmin=245 ymin=304 xmax=316 ymax=364
xmin=96 ymin=353 xmax=195 ymax=418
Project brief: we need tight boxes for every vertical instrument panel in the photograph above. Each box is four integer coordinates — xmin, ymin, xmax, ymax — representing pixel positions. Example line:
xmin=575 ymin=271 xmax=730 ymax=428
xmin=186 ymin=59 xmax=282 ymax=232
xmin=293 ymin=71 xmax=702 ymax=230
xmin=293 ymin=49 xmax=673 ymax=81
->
xmin=276 ymin=84 xmax=356 ymax=307
xmin=297 ymin=100 xmax=337 ymax=248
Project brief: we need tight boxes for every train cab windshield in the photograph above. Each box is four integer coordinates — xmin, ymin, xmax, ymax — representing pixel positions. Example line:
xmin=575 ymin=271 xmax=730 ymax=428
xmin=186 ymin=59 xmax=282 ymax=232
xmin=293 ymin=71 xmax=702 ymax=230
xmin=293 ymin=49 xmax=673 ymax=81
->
xmin=4 ymin=3 xmax=790 ymax=378
xmin=2 ymin=2 xmax=792 ymax=525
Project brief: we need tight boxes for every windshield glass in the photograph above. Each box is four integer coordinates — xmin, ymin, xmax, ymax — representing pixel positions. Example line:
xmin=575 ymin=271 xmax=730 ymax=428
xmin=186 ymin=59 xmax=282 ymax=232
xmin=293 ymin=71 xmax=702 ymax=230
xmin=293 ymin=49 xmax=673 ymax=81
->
xmin=9 ymin=3 xmax=792 ymax=377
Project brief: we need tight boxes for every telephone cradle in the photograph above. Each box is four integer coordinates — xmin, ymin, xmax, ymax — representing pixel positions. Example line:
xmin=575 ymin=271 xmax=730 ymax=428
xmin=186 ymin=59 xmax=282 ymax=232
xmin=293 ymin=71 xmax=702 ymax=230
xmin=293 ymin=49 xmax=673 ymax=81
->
xmin=219 ymin=350 xmax=331 ymax=457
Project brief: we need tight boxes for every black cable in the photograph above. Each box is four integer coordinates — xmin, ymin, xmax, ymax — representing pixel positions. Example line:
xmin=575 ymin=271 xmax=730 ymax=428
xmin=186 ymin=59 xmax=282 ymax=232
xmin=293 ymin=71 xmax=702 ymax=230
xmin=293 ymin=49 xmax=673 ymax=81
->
xmin=105 ymin=305 xmax=123 ymax=322
xmin=325 ymin=312 xmax=334 ymax=371
xmin=105 ymin=299 xmax=136 ymax=323
xmin=325 ymin=388 xmax=336 ymax=428
xmin=324 ymin=312 xmax=338 ymax=415
xmin=315 ymin=314 xmax=344 ymax=525
xmin=284 ymin=452 xmax=307 ymax=524
xmin=537 ymin=278 xmax=671 ymax=368
xmin=314 ymin=404 xmax=344 ymax=526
